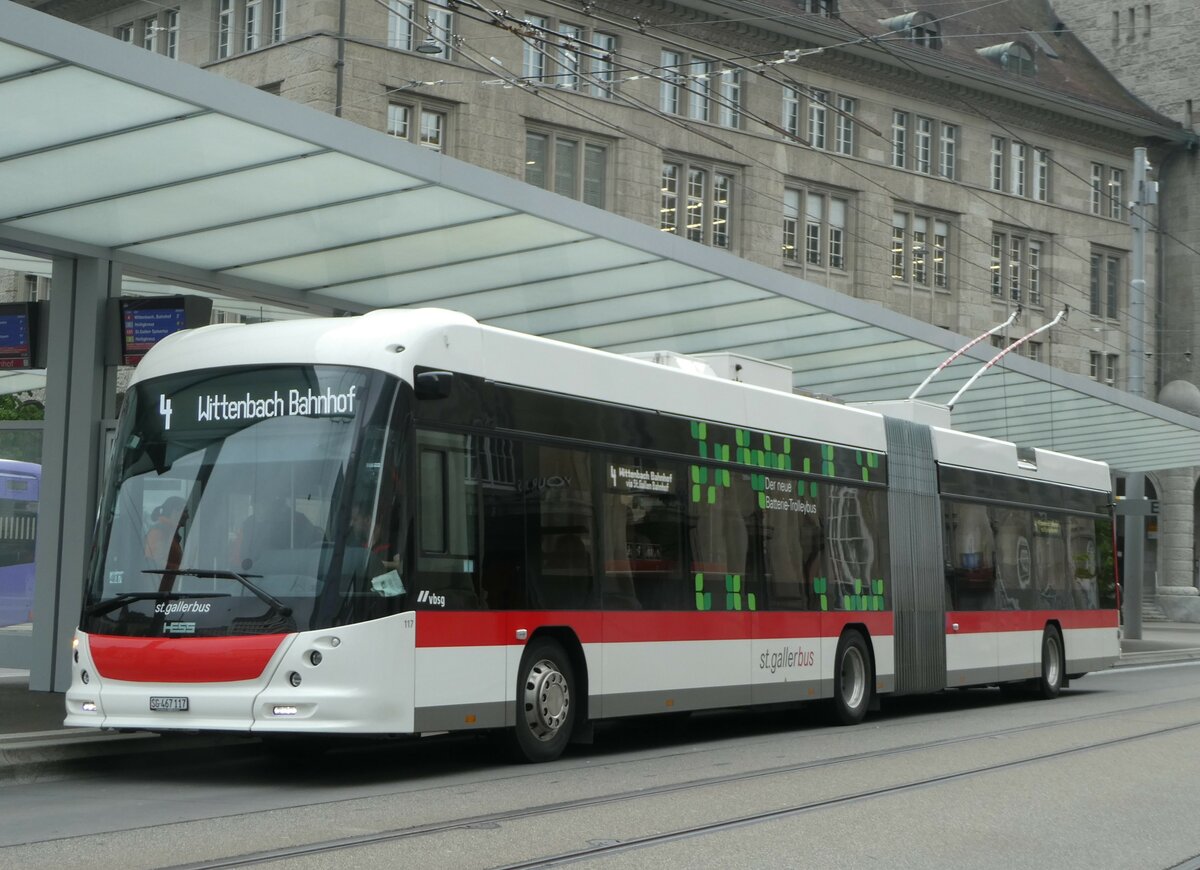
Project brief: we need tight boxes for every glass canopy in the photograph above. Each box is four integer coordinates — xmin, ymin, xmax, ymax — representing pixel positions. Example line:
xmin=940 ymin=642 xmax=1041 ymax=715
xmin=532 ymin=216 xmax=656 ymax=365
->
xmin=1 ymin=3 xmax=1198 ymax=473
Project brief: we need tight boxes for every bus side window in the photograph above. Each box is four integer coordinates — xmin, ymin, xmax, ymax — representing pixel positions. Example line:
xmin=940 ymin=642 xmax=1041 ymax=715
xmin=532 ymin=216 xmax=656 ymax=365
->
xmin=601 ymin=456 xmax=686 ymax=610
xmin=528 ymin=444 xmax=596 ymax=610
xmin=689 ymin=469 xmax=758 ymax=612
xmin=415 ymin=434 xmax=481 ymax=609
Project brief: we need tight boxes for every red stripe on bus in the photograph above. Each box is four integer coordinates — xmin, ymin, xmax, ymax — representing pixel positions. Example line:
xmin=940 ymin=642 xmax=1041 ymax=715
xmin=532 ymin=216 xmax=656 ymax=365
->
xmin=88 ymin=634 xmax=287 ymax=683
xmin=414 ymin=610 xmax=895 ymax=648
xmin=947 ymin=610 xmax=1119 ymax=634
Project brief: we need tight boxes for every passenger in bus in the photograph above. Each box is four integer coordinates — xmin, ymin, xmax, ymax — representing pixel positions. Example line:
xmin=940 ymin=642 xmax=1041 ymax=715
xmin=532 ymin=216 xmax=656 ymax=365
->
xmin=144 ymin=496 xmax=186 ymax=568
xmin=236 ymin=495 xmax=321 ymax=569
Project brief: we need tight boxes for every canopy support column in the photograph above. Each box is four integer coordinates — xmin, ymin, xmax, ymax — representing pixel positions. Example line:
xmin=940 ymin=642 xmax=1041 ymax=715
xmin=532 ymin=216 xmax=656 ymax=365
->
xmin=30 ymin=257 xmax=119 ymax=692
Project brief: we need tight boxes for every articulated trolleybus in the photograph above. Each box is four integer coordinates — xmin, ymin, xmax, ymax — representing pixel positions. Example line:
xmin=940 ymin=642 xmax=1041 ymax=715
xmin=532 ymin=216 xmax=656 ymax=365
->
xmin=67 ymin=309 xmax=1118 ymax=762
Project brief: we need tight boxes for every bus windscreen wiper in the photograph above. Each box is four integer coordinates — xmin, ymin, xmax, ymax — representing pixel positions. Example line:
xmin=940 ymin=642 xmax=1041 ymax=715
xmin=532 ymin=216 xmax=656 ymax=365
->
xmin=85 ymin=590 xmax=230 ymax=617
xmin=143 ymin=568 xmax=293 ymax=617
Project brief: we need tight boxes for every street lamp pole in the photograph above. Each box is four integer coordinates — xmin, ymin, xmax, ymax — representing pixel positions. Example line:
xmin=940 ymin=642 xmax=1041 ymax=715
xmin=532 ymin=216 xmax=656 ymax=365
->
xmin=1122 ymin=146 xmax=1152 ymax=639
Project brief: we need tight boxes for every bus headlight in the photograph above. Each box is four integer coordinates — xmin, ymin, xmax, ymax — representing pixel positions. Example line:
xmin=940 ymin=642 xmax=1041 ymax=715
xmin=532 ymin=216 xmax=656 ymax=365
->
xmin=288 ymin=671 xmax=302 ymax=687
xmin=308 ymin=650 xmax=322 ymax=666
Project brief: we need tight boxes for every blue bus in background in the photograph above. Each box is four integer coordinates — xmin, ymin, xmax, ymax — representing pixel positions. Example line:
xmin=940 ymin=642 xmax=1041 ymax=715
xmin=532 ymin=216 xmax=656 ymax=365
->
xmin=0 ymin=460 xmax=39 ymax=628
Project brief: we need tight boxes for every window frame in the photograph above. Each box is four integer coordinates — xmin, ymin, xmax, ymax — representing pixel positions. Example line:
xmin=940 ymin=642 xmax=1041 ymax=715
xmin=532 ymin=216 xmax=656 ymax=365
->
xmin=387 ymin=98 xmax=451 ymax=153
xmin=659 ymin=50 xmax=739 ymax=128
xmin=1089 ymin=249 xmax=1124 ymax=320
xmin=893 ymin=207 xmax=952 ymax=289
xmin=782 ymin=184 xmax=850 ymax=274
xmin=525 ymin=126 xmax=610 ymax=208
xmin=661 ymin=158 xmax=735 ymax=250
xmin=990 ymin=228 xmax=1049 ymax=305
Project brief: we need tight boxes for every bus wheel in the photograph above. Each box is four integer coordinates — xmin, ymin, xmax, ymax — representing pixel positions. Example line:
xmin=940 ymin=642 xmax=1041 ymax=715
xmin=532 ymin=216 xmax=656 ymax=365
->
xmin=509 ymin=638 xmax=576 ymax=763
xmin=1035 ymin=626 xmax=1064 ymax=699
xmin=831 ymin=630 xmax=872 ymax=725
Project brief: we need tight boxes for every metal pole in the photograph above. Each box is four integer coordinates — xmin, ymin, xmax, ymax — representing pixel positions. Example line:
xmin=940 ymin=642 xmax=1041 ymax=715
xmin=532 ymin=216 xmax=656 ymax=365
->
xmin=1122 ymin=147 xmax=1149 ymax=639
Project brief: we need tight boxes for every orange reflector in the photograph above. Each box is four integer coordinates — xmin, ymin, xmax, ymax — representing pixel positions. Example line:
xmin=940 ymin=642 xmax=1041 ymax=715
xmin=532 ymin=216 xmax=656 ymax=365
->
xmin=665 ymin=698 xmax=674 ymax=708
xmin=464 ymin=714 xmax=476 ymax=724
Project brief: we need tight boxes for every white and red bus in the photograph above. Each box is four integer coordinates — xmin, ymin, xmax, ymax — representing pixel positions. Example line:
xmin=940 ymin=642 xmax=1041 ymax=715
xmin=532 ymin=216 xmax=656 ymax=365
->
xmin=66 ymin=309 xmax=1119 ymax=762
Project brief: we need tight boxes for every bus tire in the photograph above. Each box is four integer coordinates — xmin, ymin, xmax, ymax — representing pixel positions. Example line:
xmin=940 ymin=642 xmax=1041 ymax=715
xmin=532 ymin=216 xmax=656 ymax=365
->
xmin=1035 ymin=626 xmax=1064 ymax=700
xmin=508 ymin=638 xmax=576 ymax=763
xmin=830 ymin=630 xmax=872 ymax=726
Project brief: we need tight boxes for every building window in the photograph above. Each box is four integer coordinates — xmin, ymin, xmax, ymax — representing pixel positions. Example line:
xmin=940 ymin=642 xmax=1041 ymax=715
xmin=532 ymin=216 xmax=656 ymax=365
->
xmin=894 ymin=113 xmax=954 ymax=175
xmin=891 ymin=111 xmax=907 ymax=168
xmin=661 ymin=160 xmax=734 ymax=249
xmin=939 ymin=124 xmax=957 ymax=180
xmin=217 ymin=1 xmax=233 ymax=58
xmin=808 ymin=90 xmax=828 ymax=150
xmin=783 ymin=186 xmax=849 ymax=272
xmin=388 ymin=101 xmax=448 ymax=152
xmin=990 ymin=229 xmax=1047 ymax=303
xmin=1010 ymin=142 xmax=1026 ymax=197
xmin=591 ymin=33 xmax=617 ymax=98
xmin=718 ymin=69 xmax=741 ymax=128
xmin=165 ymin=10 xmax=180 ymax=58
xmin=1033 ymin=148 xmax=1050 ymax=201
xmin=1091 ymin=163 xmax=1125 ymax=217
xmin=272 ymin=0 xmax=286 ymax=43
xmin=1090 ymin=250 xmax=1123 ymax=319
xmin=992 ymin=136 xmax=1050 ymax=200
xmin=893 ymin=208 xmax=951 ymax=288
xmin=1024 ymin=341 xmax=1043 ymax=363
xmin=245 ymin=0 xmax=261 ymax=51
xmin=388 ymin=0 xmax=453 ymax=59
xmin=388 ymin=1 xmax=414 ymax=50
xmin=526 ymin=129 xmax=608 ymax=208
xmin=660 ymin=51 xmax=682 ymax=115
xmin=835 ymin=96 xmax=856 ymax=155
xmin=659 ymin=51 xmax=738 ymax=127
xmin=800 ymin=0 xmax=838 ymax=14
xmin=116 ymin=22 xmax=134 ymax=43
xmin=1091 ymin=352 xmax=1119 ymax=385
xmin=914 ymin=116 xmax=933 ymax=174
xmin=783 ymin=86 xmax=802 ymax=140
xmin=523 ymin=20 xmax=617 ymax=93
xmin=141 ymin=15 xmax=159 ymax=51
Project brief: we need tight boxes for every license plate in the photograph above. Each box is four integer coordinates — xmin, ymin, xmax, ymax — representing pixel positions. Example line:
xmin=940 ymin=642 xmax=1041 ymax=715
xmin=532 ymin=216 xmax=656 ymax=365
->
xmin=149 ymin=696 xmax=189 ymax=712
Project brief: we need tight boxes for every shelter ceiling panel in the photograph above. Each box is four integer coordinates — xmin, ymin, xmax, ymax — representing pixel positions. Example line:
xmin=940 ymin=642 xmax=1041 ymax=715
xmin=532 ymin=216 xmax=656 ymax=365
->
xmin=484 ymin=281 xmax=780 ymax=335
xmin=234 ymin=214 xmax=589 ymax=291
xmin=0 ymin=66 xmax=197 ymax=159
xmin=0 ymin=42 xmax=53 ymax=78
xmin=367 ymin=260 xmax=699 ymax=318
xmin=7 ymin=153 xmax=420 ymax=248
xmin=433 ymin=260 xmax=721 ymax=320
xmin=327 ymin=237 xmax=645 ymax=307
xmin=780 ymin=339 xmax=935 ymax=376
xmin=802 ymin=364 xmax=952 ymax=397
xmin=548 ymin=294 xmax=805 ymax=348
xmin=0 ymin=115 xmax=315 ymax=220
xmin=127 ymin=186 xmax=514 ymax=273
xmin=602 ymin=310 xmax=855 ymax=356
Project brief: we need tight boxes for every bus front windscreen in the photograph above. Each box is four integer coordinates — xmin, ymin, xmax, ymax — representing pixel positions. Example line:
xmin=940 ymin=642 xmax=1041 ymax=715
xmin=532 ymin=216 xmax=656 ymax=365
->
xmin=83 ymin=364 xmax=410 ymax=638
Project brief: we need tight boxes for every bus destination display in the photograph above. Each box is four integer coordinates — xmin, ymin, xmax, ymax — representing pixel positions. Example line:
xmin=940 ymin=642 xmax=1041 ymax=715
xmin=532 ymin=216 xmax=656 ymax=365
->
xmin=0 ymin=307 xmax=32 ymax=369
xmin=122 ymin=300 xmax=187 ymax=366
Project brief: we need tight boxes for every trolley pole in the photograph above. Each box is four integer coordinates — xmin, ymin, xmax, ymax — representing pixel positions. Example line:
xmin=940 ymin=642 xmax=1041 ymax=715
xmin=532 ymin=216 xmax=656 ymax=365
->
xmin=1122 ymin=147 xmax=1151 ymax=640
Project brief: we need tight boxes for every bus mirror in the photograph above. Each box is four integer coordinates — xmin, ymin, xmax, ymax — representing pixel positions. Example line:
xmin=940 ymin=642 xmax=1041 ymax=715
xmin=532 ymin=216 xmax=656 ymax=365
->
xmin=415 ymin=371 xmax=453 ymax=400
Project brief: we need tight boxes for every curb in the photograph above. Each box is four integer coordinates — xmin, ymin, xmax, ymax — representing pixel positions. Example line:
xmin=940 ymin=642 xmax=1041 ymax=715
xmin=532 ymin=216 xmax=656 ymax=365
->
xmin=1115 ymin=647 xmax=1200 ymax=668
xmin=0 ymin=730 xmax=256 ymax=785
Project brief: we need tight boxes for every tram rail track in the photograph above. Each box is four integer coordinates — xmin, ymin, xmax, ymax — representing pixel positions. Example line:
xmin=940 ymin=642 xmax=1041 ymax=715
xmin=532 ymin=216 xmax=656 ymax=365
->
xmin=162 ymin=694 xmax=1200 ymax=870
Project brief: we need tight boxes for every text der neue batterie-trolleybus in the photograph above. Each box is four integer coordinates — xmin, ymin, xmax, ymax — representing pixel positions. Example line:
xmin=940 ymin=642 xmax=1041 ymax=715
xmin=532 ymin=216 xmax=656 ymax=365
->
xmin=66 ymin=309 xmax=1119 ymax=762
